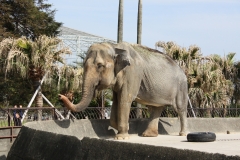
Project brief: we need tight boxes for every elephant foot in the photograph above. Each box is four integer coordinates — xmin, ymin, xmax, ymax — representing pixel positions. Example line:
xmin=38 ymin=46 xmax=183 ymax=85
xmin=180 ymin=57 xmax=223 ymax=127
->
xmin=114 ymin=133 xmax=129 ymax=140
xmin=142 ymin=129 xmax=158 ymax=137
xmin=179 ymin=131 xmax=187 ymax=136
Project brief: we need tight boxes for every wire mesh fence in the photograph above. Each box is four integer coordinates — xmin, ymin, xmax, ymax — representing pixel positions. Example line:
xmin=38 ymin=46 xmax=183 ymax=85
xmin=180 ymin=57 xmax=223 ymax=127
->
xmin=1 ymin=106 xmax=240 ymax=127
xmin=70 ymin=107 xmax=240 ymax=119
xmin=70 ymin=107 xmax=151 ymax=120
xmin=0 ymin=107 xmax=56 ymax=127
xmin=187 ymin=108 xmax=240 ymax=118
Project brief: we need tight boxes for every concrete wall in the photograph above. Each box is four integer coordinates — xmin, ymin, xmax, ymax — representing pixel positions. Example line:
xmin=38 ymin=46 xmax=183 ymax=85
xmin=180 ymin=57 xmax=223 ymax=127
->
xmin=3 ymin=118 xmax=240 ymax=159
xmin=0 ymin=127 xmax=21 ymax=160
xmin=13 ymin=118 xmax=240 ymax=139
xmin=7 ymin=126 xmax=240 ymax=160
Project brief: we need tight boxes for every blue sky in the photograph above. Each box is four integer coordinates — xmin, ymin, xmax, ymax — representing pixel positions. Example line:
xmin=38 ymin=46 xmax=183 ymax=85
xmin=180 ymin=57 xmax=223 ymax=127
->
xmin=48 ymin=0 xmax=240 ymax=61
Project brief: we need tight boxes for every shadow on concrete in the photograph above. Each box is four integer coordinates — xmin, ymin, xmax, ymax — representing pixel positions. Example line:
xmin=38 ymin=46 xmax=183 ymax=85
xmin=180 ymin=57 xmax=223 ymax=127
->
xmin=88 ymin=119 xmax=116 ymax=138
xmin=90 ymin=119 xmax=170 ymax=138
xmin=159 ymin=119 xmax=172 ymax=126
xmin=25 ymin=118 xmax=174 ymax=139
xmin=83 ymin=119 xmax=170 ymax=137
xmin=0 ymin=155 xmax=6 ymax=160
xmin=51 ymin=119 xmax=169 ymax=139
xmin=53 ymin=119 xmax=71 ymax=128
xmin=159 ymin=119 xmax=172 ymax=135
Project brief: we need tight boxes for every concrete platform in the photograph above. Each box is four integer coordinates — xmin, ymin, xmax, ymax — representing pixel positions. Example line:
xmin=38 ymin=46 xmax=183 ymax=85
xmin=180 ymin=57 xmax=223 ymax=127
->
xmin=4 ymin=118 xmax=240 ymax=159
xmin=112 ymin=133 xmax=240 ymax=157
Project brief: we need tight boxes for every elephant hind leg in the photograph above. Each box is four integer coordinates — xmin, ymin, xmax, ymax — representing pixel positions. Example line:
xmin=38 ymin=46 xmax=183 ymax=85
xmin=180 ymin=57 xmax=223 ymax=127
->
xmin=175 ymin=84 xmax=188 ymax=136
xmin=177 ymin=108 xmax=187 ymax=136
xmin=142 ymin=106 xmax=163 ymax=137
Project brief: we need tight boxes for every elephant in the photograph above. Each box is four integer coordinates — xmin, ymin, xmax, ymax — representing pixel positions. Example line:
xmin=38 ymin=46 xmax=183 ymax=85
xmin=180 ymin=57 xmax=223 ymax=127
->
xmin=59 ymin=42 xmax=188 ymax=140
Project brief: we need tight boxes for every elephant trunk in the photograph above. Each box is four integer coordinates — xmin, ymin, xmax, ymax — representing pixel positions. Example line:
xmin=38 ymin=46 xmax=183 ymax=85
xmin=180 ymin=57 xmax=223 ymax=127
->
xmin=59 ymin=71 xmax=98 ymax=112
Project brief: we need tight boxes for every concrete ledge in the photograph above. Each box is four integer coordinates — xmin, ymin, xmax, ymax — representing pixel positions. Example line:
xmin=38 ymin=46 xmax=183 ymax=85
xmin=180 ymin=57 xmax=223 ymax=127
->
xmin=7 ymin=126 xmax=240 ymax=160
xmin=5 ymin=118 xmax=240 ymax=159
xmin=19 ymin=118 xmax=240 ymax=138
xmin=7 ymin=126 xmax=83 ymax=160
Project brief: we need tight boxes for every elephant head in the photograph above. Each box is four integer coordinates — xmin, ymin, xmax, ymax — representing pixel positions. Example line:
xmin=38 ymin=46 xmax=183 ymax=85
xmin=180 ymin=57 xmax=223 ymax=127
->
xmin=59 ymin=42 xmax=131 ymax=112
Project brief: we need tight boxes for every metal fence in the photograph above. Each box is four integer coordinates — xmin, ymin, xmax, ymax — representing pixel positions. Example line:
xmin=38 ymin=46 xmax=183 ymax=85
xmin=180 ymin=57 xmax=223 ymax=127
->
xmin=1 ymin=107 xmax=240 ymax=127
xmin=71 ymin=107 xmax=151 ymax=119
xmin=187 ymin=108 xmax=240 ymax=118
xmin=70 ymin=107 xmax=240 ymax=119
xmin=0 ymin=107 xmax=56 ymax=127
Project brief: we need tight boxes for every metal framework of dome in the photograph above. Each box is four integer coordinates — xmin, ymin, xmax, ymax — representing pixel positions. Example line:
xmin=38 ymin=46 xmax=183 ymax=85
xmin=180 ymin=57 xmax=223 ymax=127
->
xmin=58 ymin=26 xmax=116 ymax=64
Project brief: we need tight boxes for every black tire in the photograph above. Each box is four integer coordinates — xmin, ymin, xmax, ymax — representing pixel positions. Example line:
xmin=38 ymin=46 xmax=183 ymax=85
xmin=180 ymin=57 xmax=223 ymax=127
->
xmin=187 ymin=132 xmax=216 ymax=142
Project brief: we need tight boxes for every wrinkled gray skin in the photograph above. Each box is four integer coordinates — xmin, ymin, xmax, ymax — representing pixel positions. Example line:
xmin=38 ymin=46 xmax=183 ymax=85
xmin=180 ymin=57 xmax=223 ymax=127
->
xmin=59 ymin=42 xmax=188 ymax=140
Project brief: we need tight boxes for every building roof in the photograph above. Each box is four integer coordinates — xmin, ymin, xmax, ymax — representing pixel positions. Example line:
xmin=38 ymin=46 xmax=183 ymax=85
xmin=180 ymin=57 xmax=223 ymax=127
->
xmin=59 ymin=26 xmax=111 ymax=39
xmin=58 ymin=26 xmax=116 ymax=65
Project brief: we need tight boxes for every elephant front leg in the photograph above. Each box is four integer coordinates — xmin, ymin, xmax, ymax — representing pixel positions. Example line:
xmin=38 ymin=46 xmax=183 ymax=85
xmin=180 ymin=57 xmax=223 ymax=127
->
xmin=142 ymin=106 xmax=163 ymax=137
xmin=110 ymin=92 xmax=118 ymax=130
xmin=115 ymin=101 xmax=131 ymax=140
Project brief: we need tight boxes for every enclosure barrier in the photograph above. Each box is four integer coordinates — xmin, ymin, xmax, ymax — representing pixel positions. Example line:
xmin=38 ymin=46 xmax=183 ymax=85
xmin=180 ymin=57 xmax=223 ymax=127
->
xmin=1 ymin=107 xmax=240 ymax=127
xmin=0 ymin=106 xmax=240 ymax=147
xmin=71 ymin=107 xmax=240 ymax=119
xmin=0 ymin=126 xmax=21 ymax=142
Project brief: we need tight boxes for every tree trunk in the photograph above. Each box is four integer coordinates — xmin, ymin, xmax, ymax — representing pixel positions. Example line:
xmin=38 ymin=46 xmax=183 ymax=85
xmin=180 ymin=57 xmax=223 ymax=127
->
xmin=223 ymin=106 xmax=227 ymax=117
xmin=237 ymin=99 xmax=240 ymax=105
xmin=206 ymin=108 xmax=211 ymax=118
xmin=135 ymin=0 xmax=143 ymax=111
xmin=33 ymin=81 xmax=43 ymax=121
xmin=117 ymin=0 xmax=124 ymax=43
xmin=136 ymin=103 xmax=143 ymax=118
xmin=137 ymin=0 xmax=142 ymax=44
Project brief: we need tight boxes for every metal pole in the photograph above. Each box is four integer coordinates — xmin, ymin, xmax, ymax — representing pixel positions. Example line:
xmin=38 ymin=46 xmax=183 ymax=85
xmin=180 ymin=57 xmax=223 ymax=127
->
xmin=102 ymin=91 xmax=105 ymax=119
xmin=21 ymin=75 xmax=46 ymax=122
xmin=42 ymin=94 xmax=65 ymax=120
xmin=8 ymin=109 xmax=10 ymax=126
xmin=188 ymin=96 xmax=196 ymax=118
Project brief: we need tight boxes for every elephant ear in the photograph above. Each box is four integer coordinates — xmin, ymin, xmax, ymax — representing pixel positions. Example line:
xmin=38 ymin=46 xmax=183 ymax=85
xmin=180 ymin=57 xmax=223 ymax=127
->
xmin=115 ymin=44 xmax=131 ymax=72
xmin=115 ymin=48 xmax=131 ymax=65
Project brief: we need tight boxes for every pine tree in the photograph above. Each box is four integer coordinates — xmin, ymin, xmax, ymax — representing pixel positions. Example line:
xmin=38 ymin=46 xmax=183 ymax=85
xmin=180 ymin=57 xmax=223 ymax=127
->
xmin=0 ymin=0 xmax=62 ymax=41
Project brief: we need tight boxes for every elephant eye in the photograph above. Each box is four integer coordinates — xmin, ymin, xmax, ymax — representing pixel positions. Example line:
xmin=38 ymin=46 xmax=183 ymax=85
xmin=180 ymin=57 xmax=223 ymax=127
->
xmin=97 ymin=63 xmax=104 ymax=69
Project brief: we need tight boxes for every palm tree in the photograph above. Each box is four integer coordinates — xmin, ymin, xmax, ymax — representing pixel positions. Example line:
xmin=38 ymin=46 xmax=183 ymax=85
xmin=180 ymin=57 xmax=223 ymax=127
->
xmin=234 ymin=61 xmax=240 ymax=106
xmin=135 ymin=0 xmax=143 ymax=117
xmin=117 ymin=0 xmax=124 ymax=43
xmin=0 ymin=35 xmax=81 ymax=120
xmin=156 ymin=41 xmax=236 ymax=117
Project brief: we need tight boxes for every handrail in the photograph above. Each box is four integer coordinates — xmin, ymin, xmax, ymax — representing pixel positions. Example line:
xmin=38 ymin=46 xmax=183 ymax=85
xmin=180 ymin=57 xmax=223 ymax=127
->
xmin=0 ymin=126 xmax=21 ymax=142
